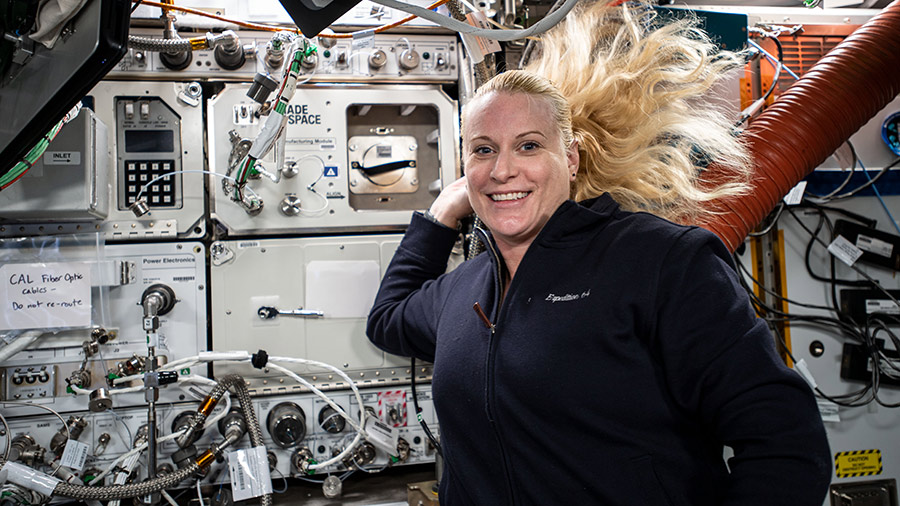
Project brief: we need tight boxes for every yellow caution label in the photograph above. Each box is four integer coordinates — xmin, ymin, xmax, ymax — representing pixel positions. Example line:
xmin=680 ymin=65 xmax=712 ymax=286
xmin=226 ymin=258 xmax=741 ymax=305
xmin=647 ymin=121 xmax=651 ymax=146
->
xmin=835 ymin=449 xmax=882 ymax=478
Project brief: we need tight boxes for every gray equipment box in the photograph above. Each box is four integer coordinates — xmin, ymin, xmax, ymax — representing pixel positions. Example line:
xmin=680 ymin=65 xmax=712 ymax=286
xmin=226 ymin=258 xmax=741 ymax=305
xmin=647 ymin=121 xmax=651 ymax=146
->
xmin=0 ymin=108 xmax=109 ymax=221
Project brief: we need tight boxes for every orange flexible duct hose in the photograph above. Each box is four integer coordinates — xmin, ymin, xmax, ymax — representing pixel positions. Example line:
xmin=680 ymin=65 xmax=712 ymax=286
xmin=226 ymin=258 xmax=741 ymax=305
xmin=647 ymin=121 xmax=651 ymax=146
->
xmin=699 ymin=0 xmax=900 ymax=252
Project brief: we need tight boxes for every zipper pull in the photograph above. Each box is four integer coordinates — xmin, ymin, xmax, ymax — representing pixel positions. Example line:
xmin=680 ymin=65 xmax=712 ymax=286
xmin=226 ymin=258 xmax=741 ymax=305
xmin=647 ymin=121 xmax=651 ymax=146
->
xmin=473 ymin=302 xmax=494 ymax=330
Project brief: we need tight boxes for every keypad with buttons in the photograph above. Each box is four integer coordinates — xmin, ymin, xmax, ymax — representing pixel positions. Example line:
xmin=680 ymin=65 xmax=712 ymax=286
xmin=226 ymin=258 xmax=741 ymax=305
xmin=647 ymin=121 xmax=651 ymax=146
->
xmin=124 ymin=159 xmax=177 ymax=207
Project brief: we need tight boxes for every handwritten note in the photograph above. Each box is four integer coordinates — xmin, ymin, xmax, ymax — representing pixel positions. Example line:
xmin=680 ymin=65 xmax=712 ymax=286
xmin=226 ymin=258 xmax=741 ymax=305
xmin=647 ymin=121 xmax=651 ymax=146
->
xmin=0 ymin=263 xmax=91 ymax=331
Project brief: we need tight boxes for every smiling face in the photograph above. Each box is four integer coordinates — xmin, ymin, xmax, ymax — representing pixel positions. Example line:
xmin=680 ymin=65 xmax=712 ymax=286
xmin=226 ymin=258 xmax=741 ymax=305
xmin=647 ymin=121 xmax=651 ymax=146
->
xmin=463 ymin=91 xmax=579 ymax=252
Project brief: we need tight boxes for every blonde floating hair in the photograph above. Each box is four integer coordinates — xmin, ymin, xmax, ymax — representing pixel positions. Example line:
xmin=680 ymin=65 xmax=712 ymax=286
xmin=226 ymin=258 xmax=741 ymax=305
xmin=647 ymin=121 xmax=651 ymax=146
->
xmin=495 ymin=1 xmax=754 ymax=223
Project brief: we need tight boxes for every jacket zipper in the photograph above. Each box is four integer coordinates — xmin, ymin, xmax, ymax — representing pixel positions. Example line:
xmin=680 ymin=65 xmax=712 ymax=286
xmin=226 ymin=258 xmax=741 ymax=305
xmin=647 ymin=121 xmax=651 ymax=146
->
xmin=473 ymin=228 xmax=517 ymax=504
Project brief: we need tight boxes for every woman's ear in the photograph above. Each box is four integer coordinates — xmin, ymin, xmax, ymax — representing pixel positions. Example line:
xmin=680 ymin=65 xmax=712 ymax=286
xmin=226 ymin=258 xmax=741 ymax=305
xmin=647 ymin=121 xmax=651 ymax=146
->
xmin=567 ymin=140 xmax=580 ymax=181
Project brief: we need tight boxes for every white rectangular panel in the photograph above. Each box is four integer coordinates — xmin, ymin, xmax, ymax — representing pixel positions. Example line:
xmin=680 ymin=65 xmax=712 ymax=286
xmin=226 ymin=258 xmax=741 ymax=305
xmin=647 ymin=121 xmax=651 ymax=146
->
xmin=210 ymin=235 xmax=413 ymax=389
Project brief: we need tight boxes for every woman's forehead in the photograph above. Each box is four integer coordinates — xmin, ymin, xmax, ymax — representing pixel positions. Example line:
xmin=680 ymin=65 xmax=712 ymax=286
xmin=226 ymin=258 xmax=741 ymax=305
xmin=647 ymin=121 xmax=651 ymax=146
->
xmin=462 ymin=92 xmax=557 ymax=139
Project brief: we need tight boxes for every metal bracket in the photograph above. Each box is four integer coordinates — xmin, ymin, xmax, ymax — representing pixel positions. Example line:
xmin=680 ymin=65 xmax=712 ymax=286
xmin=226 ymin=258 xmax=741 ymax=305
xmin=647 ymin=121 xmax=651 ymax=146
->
xmin=210 ymin=242 xmax=234 ymax=266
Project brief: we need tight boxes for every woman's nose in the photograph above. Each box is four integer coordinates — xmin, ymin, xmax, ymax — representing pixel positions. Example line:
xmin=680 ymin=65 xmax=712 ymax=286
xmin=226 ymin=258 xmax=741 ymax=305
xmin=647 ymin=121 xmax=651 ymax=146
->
xmin=489 ymin=150 xmax=518 ymax=183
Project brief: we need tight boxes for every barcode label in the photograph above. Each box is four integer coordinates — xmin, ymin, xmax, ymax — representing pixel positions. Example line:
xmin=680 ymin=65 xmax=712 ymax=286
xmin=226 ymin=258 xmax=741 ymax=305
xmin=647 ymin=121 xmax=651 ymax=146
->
xmin=783 ymin=181 xmax=807 ymax=205
xmin=364 ymin=415 xmax=398 ymax=455
xmin=351 ymin=29 xmax=375 ymax=51
xmin=856 ymin=235 xmax=894 ymax=258
xmin=60 ymin=440 xmax=90 ymax=470
xmin=228 ymin=446 xmax=272 ymax=501
xmin=172 ymin=276 xmax=195 ymax=282
xmin=866 ymin=299 xmax=900 ymax=315
xmin=828 ymin=235 xmax=863 ymax=267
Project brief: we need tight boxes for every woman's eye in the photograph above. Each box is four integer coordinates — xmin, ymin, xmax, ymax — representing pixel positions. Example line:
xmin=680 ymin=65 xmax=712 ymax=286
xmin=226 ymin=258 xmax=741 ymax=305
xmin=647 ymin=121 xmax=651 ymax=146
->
xmin=521 ymin=141 xmax=539 ymax=151
xmin=473 ymin=146 xmax=494 ymax=155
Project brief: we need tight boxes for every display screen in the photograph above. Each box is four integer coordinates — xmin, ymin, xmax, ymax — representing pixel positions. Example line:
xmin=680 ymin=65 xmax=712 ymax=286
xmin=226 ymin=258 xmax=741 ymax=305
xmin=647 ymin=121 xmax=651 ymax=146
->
xmin=125 ymin=130 xmax=175 ymax=153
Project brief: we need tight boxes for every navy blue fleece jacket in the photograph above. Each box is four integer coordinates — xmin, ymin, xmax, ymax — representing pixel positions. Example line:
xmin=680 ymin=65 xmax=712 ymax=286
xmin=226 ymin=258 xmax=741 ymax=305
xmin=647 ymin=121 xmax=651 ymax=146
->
xmin=367 ymin=194 xmax=831 ymax=506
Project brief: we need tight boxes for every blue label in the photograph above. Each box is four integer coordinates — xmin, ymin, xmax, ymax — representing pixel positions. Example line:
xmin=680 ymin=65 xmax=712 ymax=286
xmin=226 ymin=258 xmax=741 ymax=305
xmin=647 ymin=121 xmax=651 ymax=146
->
xmin=324 ymin=166 xmax=338 ymax=177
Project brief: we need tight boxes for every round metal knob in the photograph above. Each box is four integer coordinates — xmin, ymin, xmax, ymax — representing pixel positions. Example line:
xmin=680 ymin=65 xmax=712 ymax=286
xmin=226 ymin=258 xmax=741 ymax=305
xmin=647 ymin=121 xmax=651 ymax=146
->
xmin=282 ymin=161 xmax=299 ymax=179
xmin=89 ymin=388 xmax=113 ymax=412
xmin=280 ymin=195 xmax=302 ymax=216
xmin=368 ymin=49 xmax=387 ymax=69
xmin=301 ymin=53 xmax=318 ymax=70
xmin=399 ymin=49 xmax=420 ymax=70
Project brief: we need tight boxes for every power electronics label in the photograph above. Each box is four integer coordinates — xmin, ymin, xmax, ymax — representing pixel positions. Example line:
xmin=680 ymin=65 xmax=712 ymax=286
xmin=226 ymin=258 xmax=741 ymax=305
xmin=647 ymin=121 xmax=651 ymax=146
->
xmin=835 ymin=449 xmax=882 ymax=478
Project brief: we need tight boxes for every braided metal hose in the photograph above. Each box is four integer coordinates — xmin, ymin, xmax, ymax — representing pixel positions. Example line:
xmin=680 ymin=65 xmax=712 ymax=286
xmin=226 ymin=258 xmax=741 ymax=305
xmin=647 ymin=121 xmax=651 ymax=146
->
xmin=128 ymin=35 xmax=192 ymax=52
xmin=446 ymin=0 xmax=492 ymax=87
xmin=176 ymin=374 xmax=237 ymax=448
xmin=175 ymin=374 xmax=270 ymax=506
xmin=225 ymin=376 xmax=271 ymax=506
xmin=51 ymin=373 xmax=269 ymax=506
xmin=447 ymin=0 xmax=495 ymax=259
xmin=52 ymin=463 xmax=200 ymax=500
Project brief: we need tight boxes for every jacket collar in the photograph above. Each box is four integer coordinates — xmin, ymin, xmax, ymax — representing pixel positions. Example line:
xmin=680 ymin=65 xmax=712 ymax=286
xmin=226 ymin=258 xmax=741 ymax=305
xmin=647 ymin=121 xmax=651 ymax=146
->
xmin=535 ymin=193 xmax=620 ymax=247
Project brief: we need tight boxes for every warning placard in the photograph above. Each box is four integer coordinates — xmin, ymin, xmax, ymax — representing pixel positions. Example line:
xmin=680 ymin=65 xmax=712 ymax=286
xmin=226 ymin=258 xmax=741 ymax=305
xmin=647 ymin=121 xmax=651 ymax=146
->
xmin=835 ymin=449 xmax=882 ymax=478
xmin=377 ymin=390 xmax=408 ymax=428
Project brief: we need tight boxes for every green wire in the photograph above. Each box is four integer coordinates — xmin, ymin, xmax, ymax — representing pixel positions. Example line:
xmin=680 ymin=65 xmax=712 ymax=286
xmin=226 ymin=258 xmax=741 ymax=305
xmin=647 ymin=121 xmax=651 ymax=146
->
xmin=0 ymin=118 xmax=66 ymax=187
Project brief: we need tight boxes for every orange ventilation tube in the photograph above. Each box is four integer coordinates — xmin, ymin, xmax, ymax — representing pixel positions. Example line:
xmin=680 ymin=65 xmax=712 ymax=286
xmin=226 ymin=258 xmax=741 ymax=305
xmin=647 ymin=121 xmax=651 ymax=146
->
xmin=699 ymin=0 xmax=900 ymax=252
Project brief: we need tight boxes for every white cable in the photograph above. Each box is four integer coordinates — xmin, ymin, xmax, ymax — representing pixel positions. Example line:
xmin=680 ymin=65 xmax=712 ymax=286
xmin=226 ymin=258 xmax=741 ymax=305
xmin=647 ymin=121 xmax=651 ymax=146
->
xmin=161 ymin=489 xmax=179 ymax=506
xmin=196 ymin=480 xmax=205 ymax=506
xmin=313 ymin=431 xmax=363 ymax=470
xmin=249 ymin=39 xmax=309 ymax=161
xmin=370 ymin=0 xmax=578 ymax=41
xmin=75 ymin=374 xmax=213 ymax=396
xmin=297 ymin=62 xmax=317 ymax=86
xmin=0 ymin=330 xmax=44 ymax=365
xmin=149 ymin=353 xmax=365 ymax=433
xmin=269 ymin=357 xmax=366 ymax=420
xmin=293 ymin=155 xmax=329 ymax=215
xmin=265 ymin=363 xmax=363 ymax=434
xmin=301 ymin=188 xmax=329 ymax=215
xmin=113 ymin=353 xmax=249 ymax=386
xmin=135 ymin=170 xmax=239 ymax=202
xmin=205 ymin=391 xmax=232 ymax=428
xmin=347 ymin=51 xmax=373 ymax=76
xmin=457 ymin=0 xmax=482 ymax=15
xmin=267 ymin=357 xmax=369 ymax=470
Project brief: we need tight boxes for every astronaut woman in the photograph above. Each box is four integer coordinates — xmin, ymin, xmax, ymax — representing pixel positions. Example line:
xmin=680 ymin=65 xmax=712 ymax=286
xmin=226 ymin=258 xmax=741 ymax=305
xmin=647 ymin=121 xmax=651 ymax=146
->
xmin=367 ymin=2 xmax=832 ymax=504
